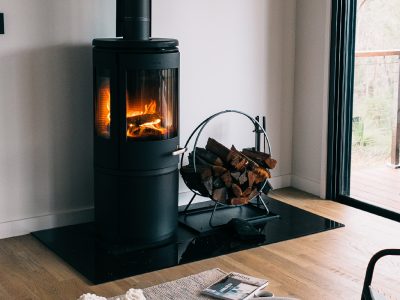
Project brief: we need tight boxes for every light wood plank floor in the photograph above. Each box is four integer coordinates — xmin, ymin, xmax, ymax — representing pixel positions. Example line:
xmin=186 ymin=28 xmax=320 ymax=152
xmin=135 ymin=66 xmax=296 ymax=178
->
xmin=351 ymin=166 xmax=400 ymax=214
xmin=0 ymin=188 xmax=399 ymax=300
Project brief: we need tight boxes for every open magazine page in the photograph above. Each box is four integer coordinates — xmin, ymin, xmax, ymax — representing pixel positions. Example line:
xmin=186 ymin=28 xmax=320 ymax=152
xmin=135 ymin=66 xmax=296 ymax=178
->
xmin=202 ymin=272 xmax=268 ymax=300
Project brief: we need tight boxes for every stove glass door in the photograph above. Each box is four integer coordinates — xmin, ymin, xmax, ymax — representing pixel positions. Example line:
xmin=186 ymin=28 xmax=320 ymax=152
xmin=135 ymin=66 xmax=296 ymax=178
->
xmin=126 ymin=69 xmax=178 ymax=140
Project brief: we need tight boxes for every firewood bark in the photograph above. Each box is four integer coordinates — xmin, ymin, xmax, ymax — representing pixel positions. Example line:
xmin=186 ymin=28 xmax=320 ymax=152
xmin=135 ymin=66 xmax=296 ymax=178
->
xmin=199 ymin=168 xmax=213 ymax=195
xmin=248 ymin=189 xmax=260 ymax=200
xmin=195 ymin=147 xmax=224 ymax=166
xmin=242 ymin=187 xmax=252 ymax=197
xmin=231 ymin=197 xmax=249 ymax=206
xmin=228 ymin=146 xmax=257 ymax=171
xmin=248 ymin=171 xmax=256 ymax=188
xmin=242 ymin=148 xmax=270 ymax=160
xmin=253 ymin=167 xmax=271 ymax=184
xmin=239 ymin=172 xmax=248 ymax=185
xmin=213 ymin=177 xmax=224 ymax=189
xmin=212 ymin=166 xmax=227 ymax=177
xmin=180 ymin=166 xmax=209 ymax=196
xmin=264 ymin=157 xmax=277 ymax=169
xmin=188 ymin=152 xmax=212 ymax=167
xmin=220 ymin=171 xmax=232 ymax=188
xmin=231 ymin=172 xmax=241 ymax=181
xmin=199 ymin=168 xmax=212 ymax=181
xmin=181 ymin=138 xmax=276 ymax=205
xmin=231 ymin=183 xmax=243 ymax=197
xmin=203 ymin=177 xmax=213 ymax=195
xmin=213 ymin=187 xmax=227 ymax=203
xmin=242 ymin=148 xmax=277 ymax=169
xmin=206 ymin=138 xmax=231 ymax=161
xmin=229 ymin=154 xmax=248 ymax=171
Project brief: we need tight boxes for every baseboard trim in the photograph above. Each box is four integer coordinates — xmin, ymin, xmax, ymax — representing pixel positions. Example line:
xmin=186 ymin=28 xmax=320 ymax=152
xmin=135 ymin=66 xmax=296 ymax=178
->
xmin=269 ymin=174 xmax=292 ymax=189
xmin=291 ymin=175 xmax=321 ymax=197
xmin=0 ymin=207 xmax=94 ymax=239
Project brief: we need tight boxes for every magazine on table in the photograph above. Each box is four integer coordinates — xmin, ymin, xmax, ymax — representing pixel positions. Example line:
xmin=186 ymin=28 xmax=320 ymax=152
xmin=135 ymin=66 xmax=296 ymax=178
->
xmin=202 ymin=271 xmax=268 ymax=300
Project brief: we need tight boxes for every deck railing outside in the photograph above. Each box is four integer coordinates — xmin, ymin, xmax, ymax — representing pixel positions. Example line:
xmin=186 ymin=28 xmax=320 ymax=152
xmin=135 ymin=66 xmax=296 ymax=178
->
xmin=355 ymin=50 xmax=400 ymax=166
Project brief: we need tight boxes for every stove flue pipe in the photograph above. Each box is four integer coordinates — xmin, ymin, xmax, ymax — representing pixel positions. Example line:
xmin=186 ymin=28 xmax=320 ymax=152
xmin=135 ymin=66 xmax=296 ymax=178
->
xmin=116 ymin=0 xmax=151 ymax=40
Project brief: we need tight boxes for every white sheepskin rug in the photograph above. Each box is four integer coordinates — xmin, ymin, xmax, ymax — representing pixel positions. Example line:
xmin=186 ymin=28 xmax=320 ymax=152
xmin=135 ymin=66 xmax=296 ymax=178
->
xmin=78 ymin=288 xmax=146 ymax=300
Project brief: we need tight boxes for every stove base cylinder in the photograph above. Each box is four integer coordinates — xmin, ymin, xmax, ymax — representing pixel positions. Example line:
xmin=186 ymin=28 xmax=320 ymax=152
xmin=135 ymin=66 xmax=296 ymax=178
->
xmin=95 ymin=168 xmax=179 ymax=244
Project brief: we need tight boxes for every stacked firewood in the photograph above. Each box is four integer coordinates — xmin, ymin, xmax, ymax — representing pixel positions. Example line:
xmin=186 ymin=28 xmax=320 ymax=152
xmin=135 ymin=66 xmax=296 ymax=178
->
xmin=181 ymin=138 xmax=277 ymax=205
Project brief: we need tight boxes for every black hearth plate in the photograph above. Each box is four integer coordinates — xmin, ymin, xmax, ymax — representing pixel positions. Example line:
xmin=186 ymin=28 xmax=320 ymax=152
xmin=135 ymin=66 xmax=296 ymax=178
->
xmin=32 ymin=197 xmax=344 ymax=284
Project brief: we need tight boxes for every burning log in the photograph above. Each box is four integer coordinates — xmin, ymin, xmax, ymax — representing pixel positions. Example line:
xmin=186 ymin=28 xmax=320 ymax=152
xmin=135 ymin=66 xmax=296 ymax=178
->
xmin=127 ymin=113 xmax=161 ymax=127
xmin=127 ymin=113 xmax=167 ymax=138
xmin=181 ymin=138 xmax=277 ymax=205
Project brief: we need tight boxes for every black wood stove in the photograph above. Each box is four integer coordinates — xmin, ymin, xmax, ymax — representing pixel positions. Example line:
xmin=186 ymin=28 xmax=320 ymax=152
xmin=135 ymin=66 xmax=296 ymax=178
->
xmin=93 ymin=0 xmax=181 ymax=245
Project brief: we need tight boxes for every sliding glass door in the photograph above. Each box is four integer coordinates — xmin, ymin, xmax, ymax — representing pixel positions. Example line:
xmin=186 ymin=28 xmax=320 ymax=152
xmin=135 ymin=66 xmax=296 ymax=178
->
xmin=350 ymin=0 xmax=400 ymax=214
xmin=327 ymin=0 xmax=400 ymax=221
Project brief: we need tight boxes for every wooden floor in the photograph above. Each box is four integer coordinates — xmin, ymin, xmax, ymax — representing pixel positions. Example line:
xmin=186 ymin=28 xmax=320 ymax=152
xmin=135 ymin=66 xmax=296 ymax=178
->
xmin=351 ymin=166 xmax=400 ymax=214
xmin=0 ymin=188 xmax=400 ymax=300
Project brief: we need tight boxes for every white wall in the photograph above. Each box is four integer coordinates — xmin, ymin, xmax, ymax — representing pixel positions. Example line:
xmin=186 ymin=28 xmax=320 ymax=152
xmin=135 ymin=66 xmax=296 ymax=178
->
xmin=0 ymin=0 xmax=296 ymax=238
xmin=292 ymin=0 xmax=331 ymax=198
xmin=0 ymin=0 xmax=115 ymax=238
xmin=152 ymin=0 xmax=296 ymax=196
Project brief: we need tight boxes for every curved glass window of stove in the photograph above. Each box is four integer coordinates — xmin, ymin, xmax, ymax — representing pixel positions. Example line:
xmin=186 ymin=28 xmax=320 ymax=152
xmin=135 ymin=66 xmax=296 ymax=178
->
xmin=95 ymin=69 xmax=111 ymax=139
xmin=126 ymin=69 xmax=178 ymax=141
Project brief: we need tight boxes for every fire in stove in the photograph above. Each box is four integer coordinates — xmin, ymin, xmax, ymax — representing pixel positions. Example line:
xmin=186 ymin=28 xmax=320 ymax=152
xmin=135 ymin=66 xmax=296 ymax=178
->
xmin=96 ymin=78 xmax=111 ymax=138
xmin=127 ymin=100 xmax=168 ymax=139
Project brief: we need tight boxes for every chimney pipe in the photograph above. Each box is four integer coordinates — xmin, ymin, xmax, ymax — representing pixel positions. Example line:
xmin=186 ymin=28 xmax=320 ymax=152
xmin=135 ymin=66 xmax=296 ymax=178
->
xmin=116 ymin=0 xmax=151 ymax=40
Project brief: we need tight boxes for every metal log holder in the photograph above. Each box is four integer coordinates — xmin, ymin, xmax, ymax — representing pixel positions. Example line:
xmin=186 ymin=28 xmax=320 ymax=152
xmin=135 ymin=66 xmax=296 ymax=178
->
xmin=178 ymin=110 xmax=280 ymax=233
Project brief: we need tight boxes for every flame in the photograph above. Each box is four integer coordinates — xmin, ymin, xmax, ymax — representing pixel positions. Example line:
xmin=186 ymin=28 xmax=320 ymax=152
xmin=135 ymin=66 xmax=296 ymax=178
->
xmin=127 ymin=100 xmax=168 ymax=138
xmin=106 ymin=103 xmax=110 ymax=123
xmin=97 ymin=84 xmax=169 ymax=139
xmin=96 ymin=81 xmax=111 ymax=137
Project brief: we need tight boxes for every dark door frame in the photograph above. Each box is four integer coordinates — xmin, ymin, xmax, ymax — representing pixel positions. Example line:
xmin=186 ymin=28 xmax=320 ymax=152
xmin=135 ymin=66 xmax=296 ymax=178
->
xmin=326 ymin=0 xmax=400 ymax=222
